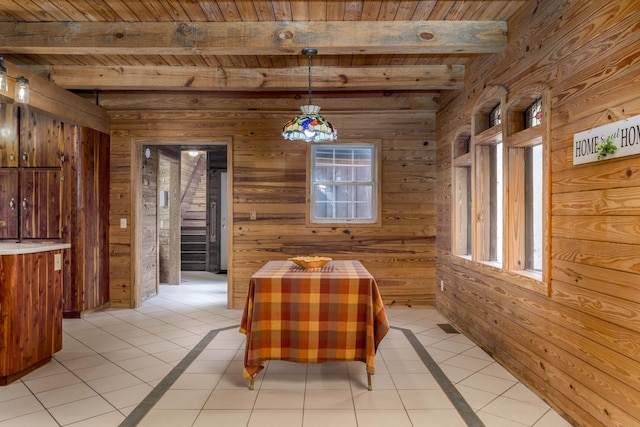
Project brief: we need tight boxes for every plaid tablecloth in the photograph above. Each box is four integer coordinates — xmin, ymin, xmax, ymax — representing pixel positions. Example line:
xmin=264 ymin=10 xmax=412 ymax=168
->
xmin=239 ymin=260 xmax=389 ymax=380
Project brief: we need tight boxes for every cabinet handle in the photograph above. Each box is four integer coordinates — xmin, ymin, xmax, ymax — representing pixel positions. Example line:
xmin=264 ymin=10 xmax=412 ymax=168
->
xmin=22 ymin=198 xmax=27 ymax=209
xmin=60 ymin=154 xmax=65 ymax=163
xmin=9 ymin=153 xmax=15 ymax=162
xmin=9 ymin=198 xmax=15 ymax=210
xmin=22 ymin=152 xmax=28 ymax=163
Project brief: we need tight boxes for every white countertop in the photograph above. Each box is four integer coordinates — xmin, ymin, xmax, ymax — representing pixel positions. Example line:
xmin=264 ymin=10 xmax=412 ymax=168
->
xmin=0 ymin=242 xmax=71 ymax=255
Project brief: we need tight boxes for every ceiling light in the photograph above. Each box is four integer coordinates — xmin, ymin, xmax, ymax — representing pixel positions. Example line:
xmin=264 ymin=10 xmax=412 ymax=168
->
xmin=15 ymin=76 xmax=29 ymax=104
xmin=0 ymin=56 xmax=7 ymax=94
xmin=282 ymin=48 xmax=337 ymax=143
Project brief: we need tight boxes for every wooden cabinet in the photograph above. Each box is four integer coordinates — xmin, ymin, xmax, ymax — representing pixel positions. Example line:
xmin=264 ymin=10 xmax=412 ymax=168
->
xmin=0 ymin=109 xmax=110 ymax=317
xmin=62 ymin=125 xmax=110 ymax=317
xmin=19 ymin=108 xmax=64 ymax=168
xmin=0 ymin=103 xmax=18 ymax=167
xmin=0 ymin=169 xmax=62 ymax=240
xmin=20 ymin=169 xmax=63 ymax=239
xmin=0 ymin=245 xmax=67 ymax=385
xmin=0 ymin=170 xmax=18 ymax=238
xmin=0 ymin=106 xmax=64 ymax=241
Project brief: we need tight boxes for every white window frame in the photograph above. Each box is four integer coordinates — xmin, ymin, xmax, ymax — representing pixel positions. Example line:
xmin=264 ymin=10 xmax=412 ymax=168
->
xmin=309 ymin=143 xmax=379 ymax=225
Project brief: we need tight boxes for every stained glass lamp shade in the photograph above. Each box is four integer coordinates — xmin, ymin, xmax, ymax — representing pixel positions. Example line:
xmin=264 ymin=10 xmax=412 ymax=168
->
xmin=282 ymin=48 xmax=337 ymax=143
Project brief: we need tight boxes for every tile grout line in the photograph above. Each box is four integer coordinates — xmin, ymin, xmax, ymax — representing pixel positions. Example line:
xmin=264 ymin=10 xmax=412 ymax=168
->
xmin=119 ymin=322 xmax=486 ymax=427
xmin=392 ymin=326 xmax=486 ymax=427
xmin=118 ymin=325 xmax=238 ymax=427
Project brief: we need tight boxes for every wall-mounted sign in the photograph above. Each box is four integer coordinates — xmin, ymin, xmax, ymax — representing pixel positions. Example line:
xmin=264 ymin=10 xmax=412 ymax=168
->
xmin=573 ymin=113 xmax=640 ymax=165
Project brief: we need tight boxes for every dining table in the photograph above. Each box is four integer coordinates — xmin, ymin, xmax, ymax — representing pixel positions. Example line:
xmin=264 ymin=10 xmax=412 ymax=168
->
xmin=239 ymin=259 xmax=389 ymax=390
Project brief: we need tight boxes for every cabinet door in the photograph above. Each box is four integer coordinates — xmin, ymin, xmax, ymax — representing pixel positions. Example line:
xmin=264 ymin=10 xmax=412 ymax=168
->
xmin=0 ymin=103 xmax=19 ymax=167
xmin=19 ymin=109 xmax=64 ymax=168
xmin=20 ymin=169 xmax=62 ymax=239
xmin=0 ymin=169 xmax=19 ymax=239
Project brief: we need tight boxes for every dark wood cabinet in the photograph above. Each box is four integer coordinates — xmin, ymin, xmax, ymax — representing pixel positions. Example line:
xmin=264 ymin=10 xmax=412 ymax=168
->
xmin=0 ymin=169 xmax=19 ymax=238
xmin=19 ymin=108 xmax=64 ymax=168
xmin=0 ymin=103 xmax=18 ymax=167
xmin=20 ymin=169 xmax=63 ymax=239
xmin=62 ymin=125 xmax=110 ymax=317
xmin=0 ymin=168 xmax=62 ymax=240
xmin=0 ymin=108 xmax=110 ymax=317
xmin=0 ymin=106 xmax=64 ymax=241
xmin=0 ymin=246 xmax=66 ymax=385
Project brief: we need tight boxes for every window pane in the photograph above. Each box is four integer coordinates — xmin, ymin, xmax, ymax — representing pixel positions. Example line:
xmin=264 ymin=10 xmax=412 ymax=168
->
xmin=490 ymin=143 xmax=503 ymax=263
xmin=489 ymin=103 xmax=501 ymax=128
xmin=311 ymin=144 xmax=376 ymax=223
xmin=526 ymin=144 xmax=543 ymax=271
xmin=313 ymin=184 xmax=373 ymax=220
xmin=525 ymin=98 xmax=542 ymax=128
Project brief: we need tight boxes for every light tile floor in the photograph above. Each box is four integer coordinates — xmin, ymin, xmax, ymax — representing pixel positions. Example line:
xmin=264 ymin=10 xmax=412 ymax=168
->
xmin=0 ymin=272 xmax=572 ymax=427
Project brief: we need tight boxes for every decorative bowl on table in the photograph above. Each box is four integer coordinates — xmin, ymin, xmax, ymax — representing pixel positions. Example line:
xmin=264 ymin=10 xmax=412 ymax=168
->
xmin=288 ymin=256 xmax=332 ymax=269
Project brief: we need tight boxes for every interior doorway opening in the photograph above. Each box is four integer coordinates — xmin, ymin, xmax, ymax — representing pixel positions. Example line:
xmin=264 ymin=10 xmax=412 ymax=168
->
xmin=139 ymin=142 xmax=230 ymax=306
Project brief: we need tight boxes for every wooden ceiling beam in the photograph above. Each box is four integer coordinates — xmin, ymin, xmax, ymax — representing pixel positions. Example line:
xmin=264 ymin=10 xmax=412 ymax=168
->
xmin=47 ymin=64 xmax=464 ymax=91
xmin=0 ymin=21 xmax=506 ymax=55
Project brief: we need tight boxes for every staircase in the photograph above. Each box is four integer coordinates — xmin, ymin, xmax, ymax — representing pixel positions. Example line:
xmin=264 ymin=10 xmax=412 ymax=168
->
xmin=181 ymin=152 xmax=208 ymax=271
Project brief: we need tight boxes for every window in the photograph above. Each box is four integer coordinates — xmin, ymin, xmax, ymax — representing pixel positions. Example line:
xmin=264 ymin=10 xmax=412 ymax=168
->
xmin=310 ymin=144 xmax=377 ymax=224
xmin=489 ymin=104 xmax=501 ymax=128
xmin=503 ymin=85 xmax=549 ymax=290
xmin=524 ymin=98 xmax=542 ymax=128
xmin=472 ymin=91 xmax=506 ymax=266
xmin=488 ymin=143 xmax=503 ymax=263
xmin=452 ymin=130 xmax=472 ymax=256
xmin=525 ymin=144 xmax=543 ymax=271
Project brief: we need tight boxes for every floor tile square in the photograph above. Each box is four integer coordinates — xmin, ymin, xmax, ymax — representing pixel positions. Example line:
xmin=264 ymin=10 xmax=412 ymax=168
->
xmin=303 ymin=409 xmax=357 ymax=427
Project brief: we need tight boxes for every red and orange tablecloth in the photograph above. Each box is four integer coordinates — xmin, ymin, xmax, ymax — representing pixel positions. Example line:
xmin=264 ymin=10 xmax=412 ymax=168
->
xmin=240 ymin=259 xmax=389 ymax=382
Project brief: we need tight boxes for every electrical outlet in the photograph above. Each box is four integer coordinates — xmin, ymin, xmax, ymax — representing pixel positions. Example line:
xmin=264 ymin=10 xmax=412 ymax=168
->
xmin=440 ymin=280 xmax=444 ymax=291
xmin=54 ymin=254 xmax=62 ymax=271
xmin=249 ymin=211 xmax=257 ymax=220
xmin=120 ymin=218 xmax=127 ymax=228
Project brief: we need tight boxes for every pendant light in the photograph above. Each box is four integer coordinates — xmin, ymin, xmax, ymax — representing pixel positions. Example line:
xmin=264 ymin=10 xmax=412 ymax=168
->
xmin=15 ymin=76 xmax=29 ymax=104
xmin=282 ymin=48 xmax=337 ymax=142
xmin=0 ymin=56 xmax=8 ymax=95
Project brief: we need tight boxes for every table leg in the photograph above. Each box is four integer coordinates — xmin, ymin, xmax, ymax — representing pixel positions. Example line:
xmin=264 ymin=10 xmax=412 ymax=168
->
xmin=367 ymin=372 xmax=372 ymax=391
xmin=249 ymin=377 xmax=255 ymax=390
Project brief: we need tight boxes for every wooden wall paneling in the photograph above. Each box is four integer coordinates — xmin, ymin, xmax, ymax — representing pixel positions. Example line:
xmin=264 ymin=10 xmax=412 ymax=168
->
xmin=108 ymin=96 xmax=438 ymax=308
xmin=168 ymin=152 xmax=181 ymax=283
xmin=62 ymin=123 xmax=79 ymax=314
xmin=436 ymin=1 xmax=640 ymax=425
xmin=438 ymin=256 xmax=640 ymax=426
xmin=108 ymin=132 xmax=134 ymax=307
xmin=62 ymin=125 xmax=110 ymax=317
xmin=158 ymin=152 xmax=170 ymax=282
xmin=140 ymin=146 xmax=159 ymax=301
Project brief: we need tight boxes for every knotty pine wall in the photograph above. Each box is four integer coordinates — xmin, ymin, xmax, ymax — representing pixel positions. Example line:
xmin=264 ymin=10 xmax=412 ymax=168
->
xmin=436 ymin=1 xmax=640 ymax=426
xmin=105 ymin=92 xmax=439 ymax=308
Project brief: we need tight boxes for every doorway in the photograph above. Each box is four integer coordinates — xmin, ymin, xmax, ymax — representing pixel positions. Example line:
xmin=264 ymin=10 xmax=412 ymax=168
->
xmin=136 ymin=140 xmax=231 ymax=307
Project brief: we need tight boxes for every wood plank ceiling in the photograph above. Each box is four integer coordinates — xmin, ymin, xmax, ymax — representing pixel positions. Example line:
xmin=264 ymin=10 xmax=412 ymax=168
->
xmin=0 ymin=1 xmax=525 ymax=94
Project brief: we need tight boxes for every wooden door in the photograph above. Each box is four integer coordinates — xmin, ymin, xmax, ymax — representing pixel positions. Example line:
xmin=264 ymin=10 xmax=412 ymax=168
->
xmin=0 ymin=103 xmax=18 ymax=167
xmin=20 ymin=169 xmax=62 ymax=239
xmin=0 ymin=169 xmax=19 ymax=239
xmin=19 ymin=109 xmax=64 ymax=168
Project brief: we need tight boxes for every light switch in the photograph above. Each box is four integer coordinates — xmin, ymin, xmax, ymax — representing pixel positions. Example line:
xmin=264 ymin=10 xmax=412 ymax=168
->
xmin=120 ymin=218 xmax=127 ymax=228
xmin=54 ymin=253 xmax=62 ymax=271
